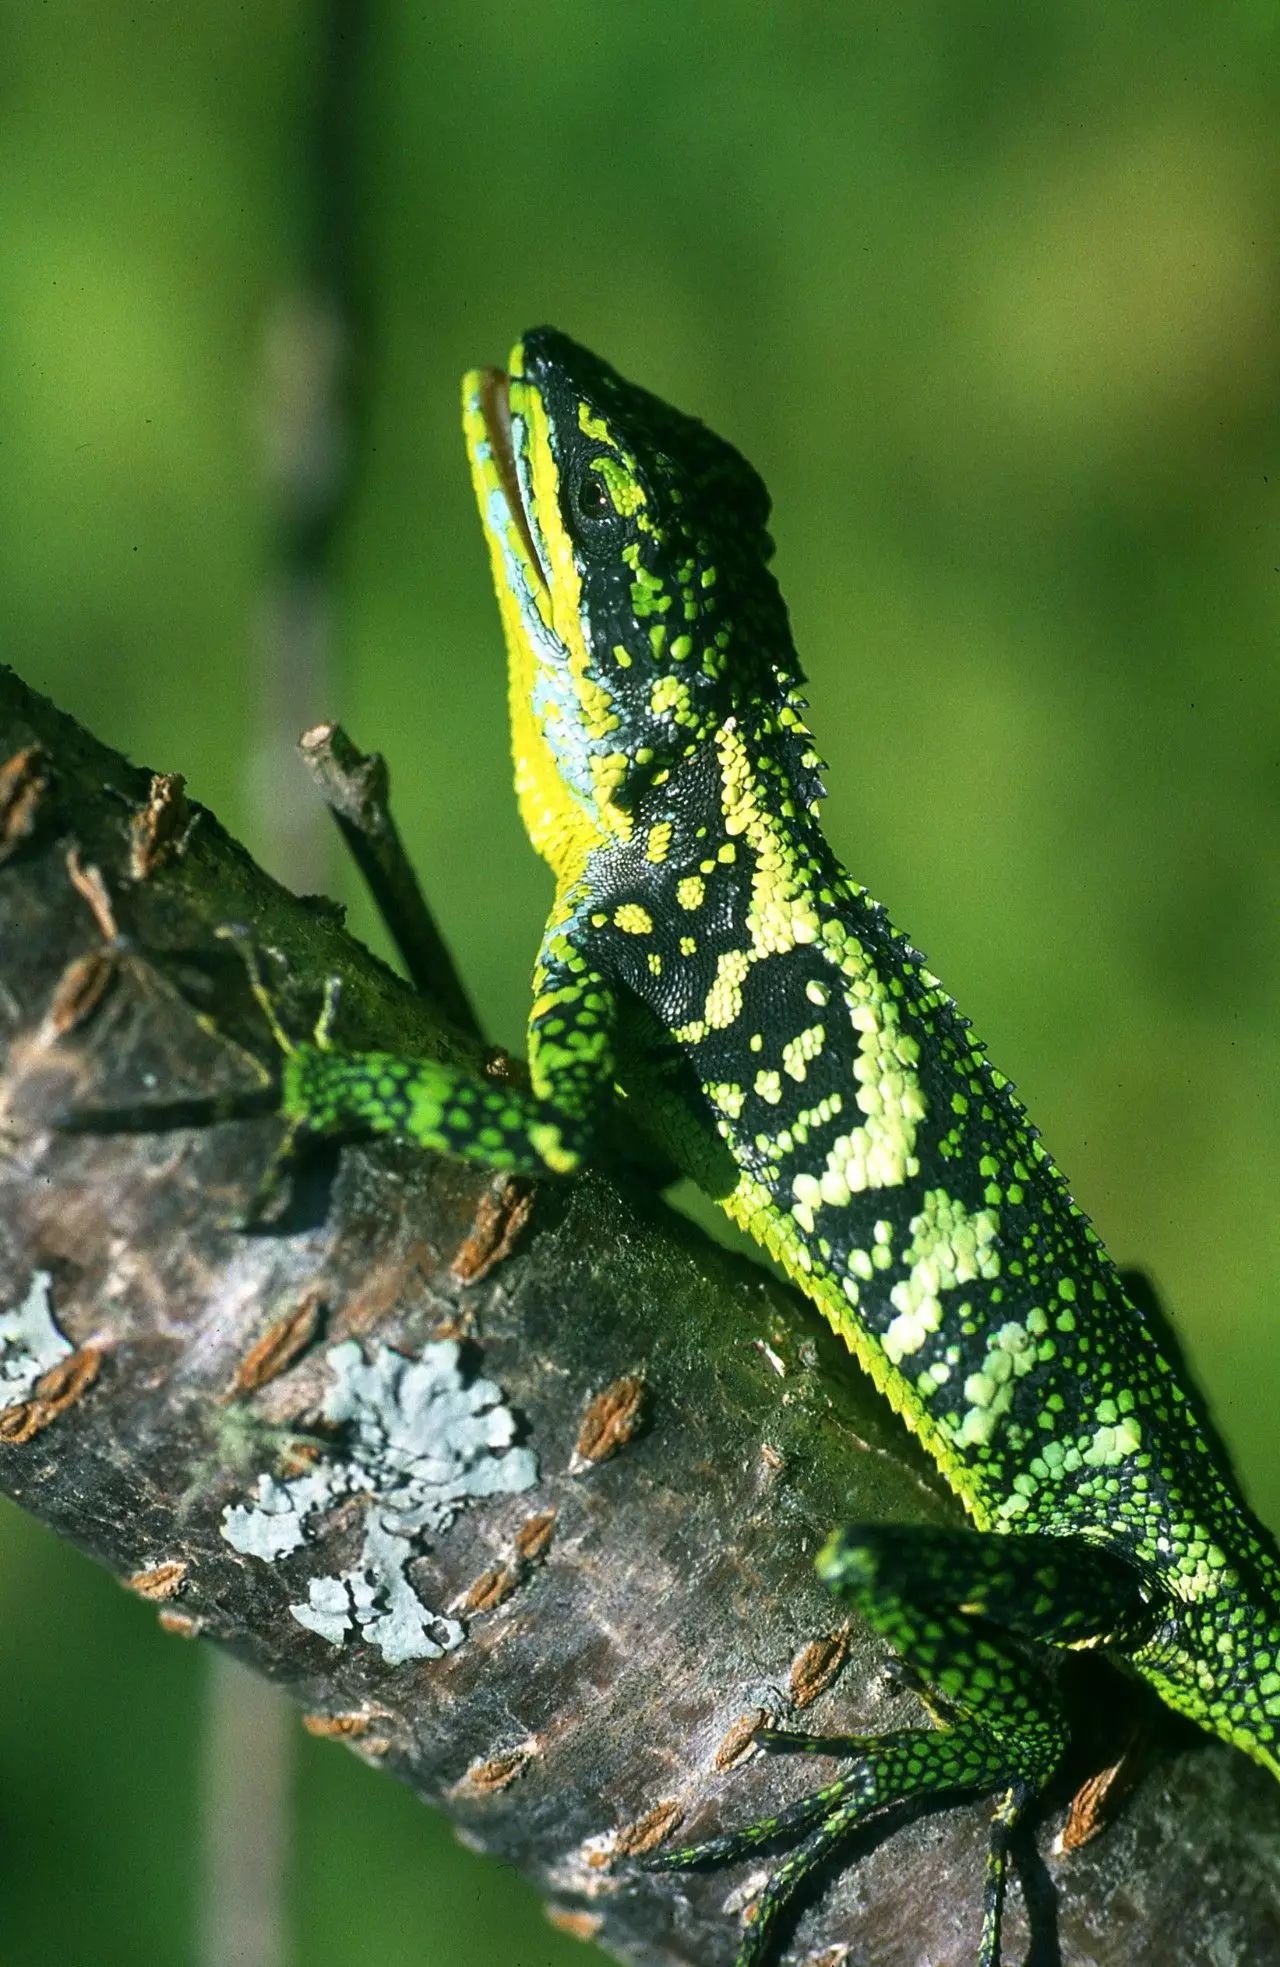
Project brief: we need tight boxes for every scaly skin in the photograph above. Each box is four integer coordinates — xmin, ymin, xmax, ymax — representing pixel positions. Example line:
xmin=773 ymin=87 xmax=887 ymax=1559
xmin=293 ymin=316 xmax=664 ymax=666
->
xmin=278 ymin=329 xmax=1280 ymax=1963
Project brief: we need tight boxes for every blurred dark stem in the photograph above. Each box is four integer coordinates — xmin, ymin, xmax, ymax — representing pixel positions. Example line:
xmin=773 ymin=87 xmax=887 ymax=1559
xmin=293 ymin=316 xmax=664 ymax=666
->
xmin=251 ymin=0 xmax=372 ymax=898
xmin=225 ymin=5 xmax=375 ymax=1963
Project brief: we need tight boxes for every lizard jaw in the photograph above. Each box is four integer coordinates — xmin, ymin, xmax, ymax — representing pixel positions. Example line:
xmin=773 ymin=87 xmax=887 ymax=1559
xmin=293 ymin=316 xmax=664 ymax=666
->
xmin=468 ymin=364 xmax=550 ymax=602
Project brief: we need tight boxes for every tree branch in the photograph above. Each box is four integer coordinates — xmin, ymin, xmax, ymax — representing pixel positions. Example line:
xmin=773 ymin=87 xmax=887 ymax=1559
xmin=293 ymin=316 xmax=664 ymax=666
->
xmin=1 ymin=662 xmax=1277 ymax=1966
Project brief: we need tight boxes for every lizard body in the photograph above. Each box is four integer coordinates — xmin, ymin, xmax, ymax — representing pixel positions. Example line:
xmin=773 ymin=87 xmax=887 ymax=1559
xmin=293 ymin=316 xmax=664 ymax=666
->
xmin=280 ymin=329 xmax=1280 ymax=1963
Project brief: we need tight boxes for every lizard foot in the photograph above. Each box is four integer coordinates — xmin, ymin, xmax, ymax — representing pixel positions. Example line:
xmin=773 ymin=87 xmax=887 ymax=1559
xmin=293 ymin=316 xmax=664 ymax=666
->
xmin=640 ymin=1722 xmax=1039 ymax=1967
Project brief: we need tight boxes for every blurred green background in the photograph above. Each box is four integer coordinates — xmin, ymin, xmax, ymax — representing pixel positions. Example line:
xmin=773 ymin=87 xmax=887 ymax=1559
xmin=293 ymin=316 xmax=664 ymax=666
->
xmin=2 ymin=3 xmax=1279 ymax=1963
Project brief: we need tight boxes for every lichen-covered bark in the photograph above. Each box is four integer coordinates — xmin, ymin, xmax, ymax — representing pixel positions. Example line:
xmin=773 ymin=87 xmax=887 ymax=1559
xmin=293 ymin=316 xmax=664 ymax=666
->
xmin=0 ymin=661 xmax=1277 ymax=1966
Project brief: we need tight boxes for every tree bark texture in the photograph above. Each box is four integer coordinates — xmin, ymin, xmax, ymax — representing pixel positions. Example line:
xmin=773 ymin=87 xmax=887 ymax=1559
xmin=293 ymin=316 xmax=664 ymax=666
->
xmin=1 ymin=662 xmax=1277 ymax=1966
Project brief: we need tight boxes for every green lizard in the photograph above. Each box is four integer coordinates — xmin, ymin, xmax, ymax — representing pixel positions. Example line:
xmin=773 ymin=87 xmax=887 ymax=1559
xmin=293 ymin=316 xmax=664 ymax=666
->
xmin=270 ymin=328 xmax=1280 ymax=1964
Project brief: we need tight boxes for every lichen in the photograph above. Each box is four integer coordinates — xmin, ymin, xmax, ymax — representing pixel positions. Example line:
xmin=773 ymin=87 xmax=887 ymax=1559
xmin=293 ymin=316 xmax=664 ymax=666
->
xmin=0 ymin=1271 xmax=71 ymax=1407
xmin=221 ymin=1338 xmax=537 ymax=1665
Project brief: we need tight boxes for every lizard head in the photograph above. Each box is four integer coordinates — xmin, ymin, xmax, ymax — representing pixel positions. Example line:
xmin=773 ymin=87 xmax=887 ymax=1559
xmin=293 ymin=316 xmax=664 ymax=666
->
xmin=463 ymin=327 xmax=813 ymax=879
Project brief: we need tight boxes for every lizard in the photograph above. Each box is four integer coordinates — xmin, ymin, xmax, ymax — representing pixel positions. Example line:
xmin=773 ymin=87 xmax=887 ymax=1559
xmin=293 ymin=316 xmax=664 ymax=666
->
xmin=262 ymin=326 xmax=1280 ymax=1965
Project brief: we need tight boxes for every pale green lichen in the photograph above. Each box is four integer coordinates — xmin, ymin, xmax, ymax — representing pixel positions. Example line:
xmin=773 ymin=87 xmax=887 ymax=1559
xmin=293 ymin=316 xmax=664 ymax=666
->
xmin=0 ymin=1270 xmax=71 ymax=1406
xmin=222 ymin=1338 xmax=537 ymax=1666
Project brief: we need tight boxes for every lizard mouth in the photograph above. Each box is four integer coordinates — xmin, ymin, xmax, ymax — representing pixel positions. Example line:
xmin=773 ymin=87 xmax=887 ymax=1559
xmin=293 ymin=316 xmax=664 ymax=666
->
xmin=475 ymin=366 xmax=550 ymax=598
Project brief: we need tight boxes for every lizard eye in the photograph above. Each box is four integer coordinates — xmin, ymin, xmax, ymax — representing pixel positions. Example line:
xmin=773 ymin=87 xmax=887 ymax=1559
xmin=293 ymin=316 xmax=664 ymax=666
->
xmin=571 ymin=460 xmax=619 ymax=536
xmin=576 ymin=467 xmax=613 ymax=519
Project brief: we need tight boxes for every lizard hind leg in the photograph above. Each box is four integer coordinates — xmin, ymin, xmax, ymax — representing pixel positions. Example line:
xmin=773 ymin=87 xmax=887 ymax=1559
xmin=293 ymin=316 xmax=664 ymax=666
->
xmin=644 ymin=1524 xmax=1151 ymax=1964
xmin=645 ymin=1706 xmax=1057 ymax=1967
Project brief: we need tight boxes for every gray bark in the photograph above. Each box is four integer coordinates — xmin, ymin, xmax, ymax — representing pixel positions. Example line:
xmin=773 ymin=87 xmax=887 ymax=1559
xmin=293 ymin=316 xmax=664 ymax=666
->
xmin=0 ymin=660 xmax=1277 ymax=1966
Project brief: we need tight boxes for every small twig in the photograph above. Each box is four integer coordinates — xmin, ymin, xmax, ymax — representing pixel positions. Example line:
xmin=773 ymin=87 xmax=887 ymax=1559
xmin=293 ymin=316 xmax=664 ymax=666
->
xmin=297 ymin=720 xmax=481 ymax=1039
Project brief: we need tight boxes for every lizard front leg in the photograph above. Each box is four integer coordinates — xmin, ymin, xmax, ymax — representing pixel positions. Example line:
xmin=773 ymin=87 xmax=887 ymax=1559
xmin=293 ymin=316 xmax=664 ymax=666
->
xmin=646 ymin=1524 xmax=1155 ymax=1967
xmin=280 ymin=916 xmax=620 ymax=1178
